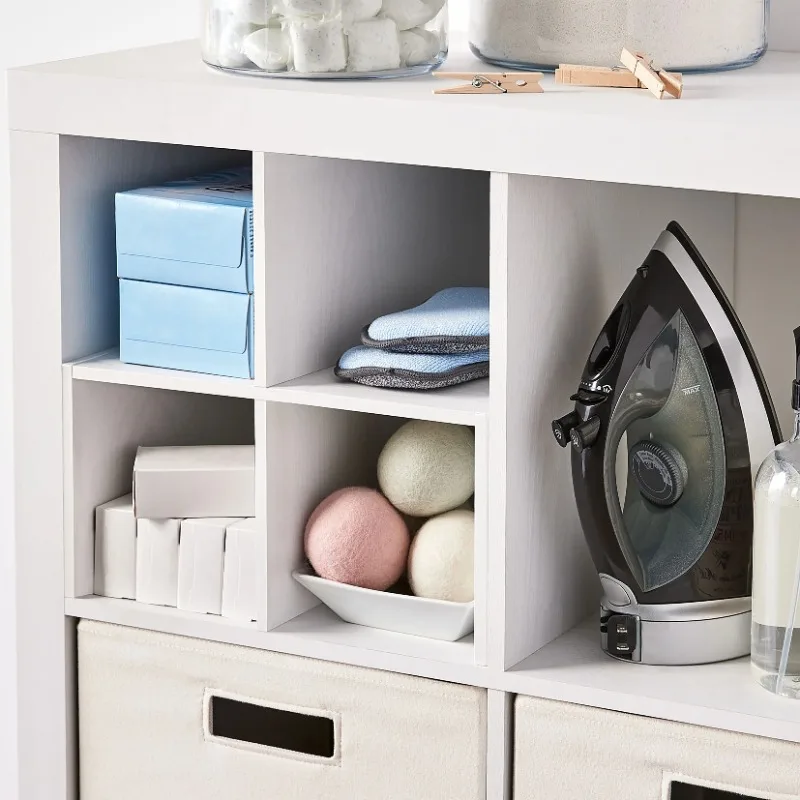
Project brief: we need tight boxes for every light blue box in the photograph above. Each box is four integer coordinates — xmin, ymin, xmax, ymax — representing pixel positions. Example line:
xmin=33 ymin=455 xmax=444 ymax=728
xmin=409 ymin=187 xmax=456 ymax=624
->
xmin=120 ymin=280 xmax=254 ymax=379
xmin=115 ymin=166 xmax=253 ymax=294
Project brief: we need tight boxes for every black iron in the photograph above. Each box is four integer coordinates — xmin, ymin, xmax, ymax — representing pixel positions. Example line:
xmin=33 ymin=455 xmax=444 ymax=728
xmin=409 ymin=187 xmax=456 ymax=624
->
xmin=553 ymin=221 xmax=780 ymax=608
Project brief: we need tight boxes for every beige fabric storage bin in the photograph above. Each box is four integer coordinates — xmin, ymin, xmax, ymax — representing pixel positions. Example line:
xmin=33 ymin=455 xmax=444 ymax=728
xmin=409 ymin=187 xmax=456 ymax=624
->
xmin=515 ymin=695 xmax=800 ymax=800
xmin=78 ymin=621 xmax=487 ymax=800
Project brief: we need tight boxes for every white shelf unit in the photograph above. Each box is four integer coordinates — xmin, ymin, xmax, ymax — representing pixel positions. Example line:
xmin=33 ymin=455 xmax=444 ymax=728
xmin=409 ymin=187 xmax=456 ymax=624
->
xmin=10 ymin=39 xmax=800 ymax=800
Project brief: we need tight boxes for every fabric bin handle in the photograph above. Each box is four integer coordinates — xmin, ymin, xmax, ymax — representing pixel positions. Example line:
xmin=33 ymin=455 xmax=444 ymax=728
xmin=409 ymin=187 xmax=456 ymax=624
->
xmin=203 ymin=689 xmax=341 ymax=766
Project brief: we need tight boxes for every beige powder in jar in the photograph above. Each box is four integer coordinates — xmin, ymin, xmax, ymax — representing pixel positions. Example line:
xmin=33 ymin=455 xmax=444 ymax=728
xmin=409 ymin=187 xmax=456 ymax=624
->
xmin=469 ymin=0 xmax=767 ymax=70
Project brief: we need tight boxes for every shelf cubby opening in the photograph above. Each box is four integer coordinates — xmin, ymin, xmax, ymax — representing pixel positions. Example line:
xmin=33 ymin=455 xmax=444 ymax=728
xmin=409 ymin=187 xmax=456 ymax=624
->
xmin=261 ymin=154 xmax=490 ymax=389
xmin=63 ymin=376 xmax=257 ymax=614
xmin=264 ymin=401 xmax=486 ymax=665
xmin=58 ymin=135 xmax=253 ymax=375
xmin=493 ymin=173 xmax=741 ymax=671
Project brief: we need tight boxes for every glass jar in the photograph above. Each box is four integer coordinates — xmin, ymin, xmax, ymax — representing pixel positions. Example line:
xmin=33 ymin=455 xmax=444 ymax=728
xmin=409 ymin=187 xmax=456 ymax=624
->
xmin=469 ymin=0 xmax=768 ymax=73
xmin=202 ymin=0 xmax=448 ymax=78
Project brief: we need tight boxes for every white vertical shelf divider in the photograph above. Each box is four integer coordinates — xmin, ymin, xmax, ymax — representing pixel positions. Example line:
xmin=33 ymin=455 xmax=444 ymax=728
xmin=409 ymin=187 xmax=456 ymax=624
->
xmin=473 ymin=415 xmax=490 ymax=667
xmin=486 ymin=690 xmax=514 ymax=800
xmin=487 ymin=172 xmax=509 ymax=673
xmin=252 ymin=151 xmax=268 ymax=388
xmin=11 ymin=130 xmax=74 ymax=800
xmin=63 ymin=365 xmax=78 ymax=599
xmin=254 ymin=400 xmax=269 ymax=631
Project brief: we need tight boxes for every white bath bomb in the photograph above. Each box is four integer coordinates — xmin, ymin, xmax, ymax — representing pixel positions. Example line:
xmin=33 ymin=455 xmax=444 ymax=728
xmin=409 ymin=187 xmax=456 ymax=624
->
xmin=290 ymin=17 xmax=348 ymax=72
xmin=381 ymin=0 xmax=445 ymax=30
xmin=409 ymin=510 xmax=474 ymax=602
xmin=211 ymin=0 xmax=271 ymax=25
xmin=399 ymin=27 xmax=440 ymax=65
xmin=275 ymin=0 xmax=336 ymax=16
xmin=378 ymin=420 xmax=475 ymax=516
xmin=243 ymin=26 xmax=291 ymax=70
xmin=207 ymin=14 xmax=260 ymax=68
xmin=347 ymin=18 xmax=401 ymax=72
xmin=343 ymin=0 xmax=383 ymax=25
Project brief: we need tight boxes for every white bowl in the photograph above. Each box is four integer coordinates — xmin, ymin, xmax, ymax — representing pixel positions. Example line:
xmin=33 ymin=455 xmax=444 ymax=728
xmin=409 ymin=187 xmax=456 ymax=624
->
xmin=292 ymin=570 xmax=475 ymax=642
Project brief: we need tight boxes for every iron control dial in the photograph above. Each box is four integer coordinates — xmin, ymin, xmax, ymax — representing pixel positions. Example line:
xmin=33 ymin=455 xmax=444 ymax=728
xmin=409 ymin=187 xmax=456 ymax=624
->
xmin=629 ymin=440 xmax=688 ymax=507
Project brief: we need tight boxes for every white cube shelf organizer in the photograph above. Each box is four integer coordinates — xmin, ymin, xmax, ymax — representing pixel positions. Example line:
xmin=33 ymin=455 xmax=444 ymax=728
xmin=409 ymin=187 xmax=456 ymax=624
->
xmin=10 ymin=37 xmax=800 ymax=800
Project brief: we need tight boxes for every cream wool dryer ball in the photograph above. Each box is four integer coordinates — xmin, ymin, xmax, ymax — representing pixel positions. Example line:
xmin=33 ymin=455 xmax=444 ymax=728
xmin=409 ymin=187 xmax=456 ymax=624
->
xmin=378 ymin=420 xmax=475 ymax=517
xmin=409 ymin=510 xmax=475 ymax=603
xmin=304 ymin=487 xmax=410 ymax=591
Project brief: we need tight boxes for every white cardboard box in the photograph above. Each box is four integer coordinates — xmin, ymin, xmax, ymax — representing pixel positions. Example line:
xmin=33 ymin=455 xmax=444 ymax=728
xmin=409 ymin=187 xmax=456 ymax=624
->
xmin=177 ymin=518 xmax=238 ymax=615
xmin=94 ymin=494 xmax=137 ymax=599
xmin=133 ymin=445 xmax=255 ymax=519
xmin=221 ymin=518 xmax=261 ymax=622
xmin=136 ymin=518 xmax=181 ymax=607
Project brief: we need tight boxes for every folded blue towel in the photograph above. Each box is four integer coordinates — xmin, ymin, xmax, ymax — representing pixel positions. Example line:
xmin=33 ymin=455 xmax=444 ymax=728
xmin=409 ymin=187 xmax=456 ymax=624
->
xmin=363 ymin=287 xmax=489 ymax=354
xmin=335 ymin=346 xmax=489 ymax=390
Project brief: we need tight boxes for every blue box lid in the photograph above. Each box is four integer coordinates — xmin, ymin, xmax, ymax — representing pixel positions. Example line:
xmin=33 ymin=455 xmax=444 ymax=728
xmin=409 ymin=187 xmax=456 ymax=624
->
xmin=116 ymin=166 xmax=253 ymax=294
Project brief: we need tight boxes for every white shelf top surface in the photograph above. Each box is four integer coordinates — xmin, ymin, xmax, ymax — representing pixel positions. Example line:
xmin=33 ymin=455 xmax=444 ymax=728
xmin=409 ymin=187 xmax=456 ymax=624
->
xmin=69 ymin=352 xmax=488 ymax=422
xmin=66 ymin=596 xmax=481 ymax=683
xmin=266 ymin=368 xmax=488 ymax=424
xmin=71 ymin=349 xmax=261 ymax=398
xmin=9 ymin=39 xmax=800 ymax=198
xmin=506 ymin=617 xmax=800 ymax=744
xmin=66 ymin=598 xmax=800 ymax=742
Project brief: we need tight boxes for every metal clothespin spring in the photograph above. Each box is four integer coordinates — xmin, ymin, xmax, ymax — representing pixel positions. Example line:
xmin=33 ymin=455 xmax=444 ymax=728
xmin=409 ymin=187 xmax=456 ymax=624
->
xmin=473 ymin=74 xmax=507 ymax=93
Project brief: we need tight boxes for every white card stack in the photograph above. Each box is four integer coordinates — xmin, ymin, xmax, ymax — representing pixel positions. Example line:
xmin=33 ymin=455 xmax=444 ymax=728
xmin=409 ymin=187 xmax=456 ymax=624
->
xmin=177 ymin=518 xmax=238 ymax=615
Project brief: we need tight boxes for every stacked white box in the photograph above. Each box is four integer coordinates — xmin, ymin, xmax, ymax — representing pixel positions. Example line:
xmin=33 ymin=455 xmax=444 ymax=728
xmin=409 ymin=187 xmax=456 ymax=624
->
xmin=133 ymin=445 xmax=255 ymax=519
xmin=222 ymin=518 xmax=261 ymax=622
xmin=178 ymin=518 xmax=240 ymax=615
xmin=94 ymin=494 xmax=137 ymax=600
xmin=136 ymin=518 xmax=181 ymax=607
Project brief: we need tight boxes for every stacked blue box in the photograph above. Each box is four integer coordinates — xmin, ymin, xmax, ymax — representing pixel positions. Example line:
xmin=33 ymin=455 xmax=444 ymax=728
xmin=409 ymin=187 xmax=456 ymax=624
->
xmin=116 ymin=166 xmax=254 ymax=379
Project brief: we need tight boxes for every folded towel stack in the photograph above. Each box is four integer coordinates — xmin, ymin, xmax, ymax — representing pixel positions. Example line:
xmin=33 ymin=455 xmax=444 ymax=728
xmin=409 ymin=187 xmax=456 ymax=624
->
xmin=335 ymin=287 xmax=489 ymax=390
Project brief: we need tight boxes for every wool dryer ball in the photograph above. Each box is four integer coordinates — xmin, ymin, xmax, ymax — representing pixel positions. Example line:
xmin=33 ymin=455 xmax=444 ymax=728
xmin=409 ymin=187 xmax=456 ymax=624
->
xmin=304 ymin=487 xmax=410 ymax=591
xmin=378 ymin=420 xmax=475 ymax=517
xmin=409 ymin=509 xmax=475 ymax=602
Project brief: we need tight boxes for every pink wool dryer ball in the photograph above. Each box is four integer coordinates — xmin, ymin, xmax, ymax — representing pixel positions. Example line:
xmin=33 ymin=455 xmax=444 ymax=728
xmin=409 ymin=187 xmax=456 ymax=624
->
xmin=304 ymin=487 xmax=410 ymax=591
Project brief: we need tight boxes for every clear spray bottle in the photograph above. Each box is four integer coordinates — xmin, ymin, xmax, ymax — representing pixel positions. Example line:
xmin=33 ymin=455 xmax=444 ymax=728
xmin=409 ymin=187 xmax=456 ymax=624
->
xmin=751 ymin=326 xmax=800 ymax=697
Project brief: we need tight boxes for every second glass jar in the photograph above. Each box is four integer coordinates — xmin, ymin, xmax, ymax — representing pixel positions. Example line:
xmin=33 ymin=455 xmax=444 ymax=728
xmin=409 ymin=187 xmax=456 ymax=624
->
xmin=469 ymin=0 xmax=768 ymax=73
xmin=202 ymin=0 xmax=448 ymax=78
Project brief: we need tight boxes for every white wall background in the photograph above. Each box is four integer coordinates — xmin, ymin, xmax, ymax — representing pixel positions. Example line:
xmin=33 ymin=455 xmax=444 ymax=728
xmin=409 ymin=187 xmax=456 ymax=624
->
xmin=0 ymin=2 xmax=796 ymax=798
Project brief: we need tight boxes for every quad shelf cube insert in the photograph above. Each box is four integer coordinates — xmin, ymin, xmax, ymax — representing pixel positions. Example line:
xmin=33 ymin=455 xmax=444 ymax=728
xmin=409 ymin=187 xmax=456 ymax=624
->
xmin=10 ymin=37 xmax=800 ymax=800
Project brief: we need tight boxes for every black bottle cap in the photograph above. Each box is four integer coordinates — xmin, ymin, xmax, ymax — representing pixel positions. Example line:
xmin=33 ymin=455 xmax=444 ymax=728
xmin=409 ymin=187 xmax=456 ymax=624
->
xmin=794 ymin=326 xmax=800 ymax=411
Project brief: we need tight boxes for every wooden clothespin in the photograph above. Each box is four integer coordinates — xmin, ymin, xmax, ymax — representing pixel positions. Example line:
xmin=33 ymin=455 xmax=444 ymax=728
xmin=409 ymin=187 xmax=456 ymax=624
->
xmin=555 ymin=63 xmax=641 ymax=89
xmin=619 ymin=49 xmax=683 ymax=99
xmin=434 ymin=71 xmax=544 ymax=95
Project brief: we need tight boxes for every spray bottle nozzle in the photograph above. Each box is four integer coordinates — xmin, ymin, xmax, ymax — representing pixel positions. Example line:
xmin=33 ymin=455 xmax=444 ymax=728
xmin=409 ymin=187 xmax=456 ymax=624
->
xmin=792 ymin=327 xmax=800 ymax=411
